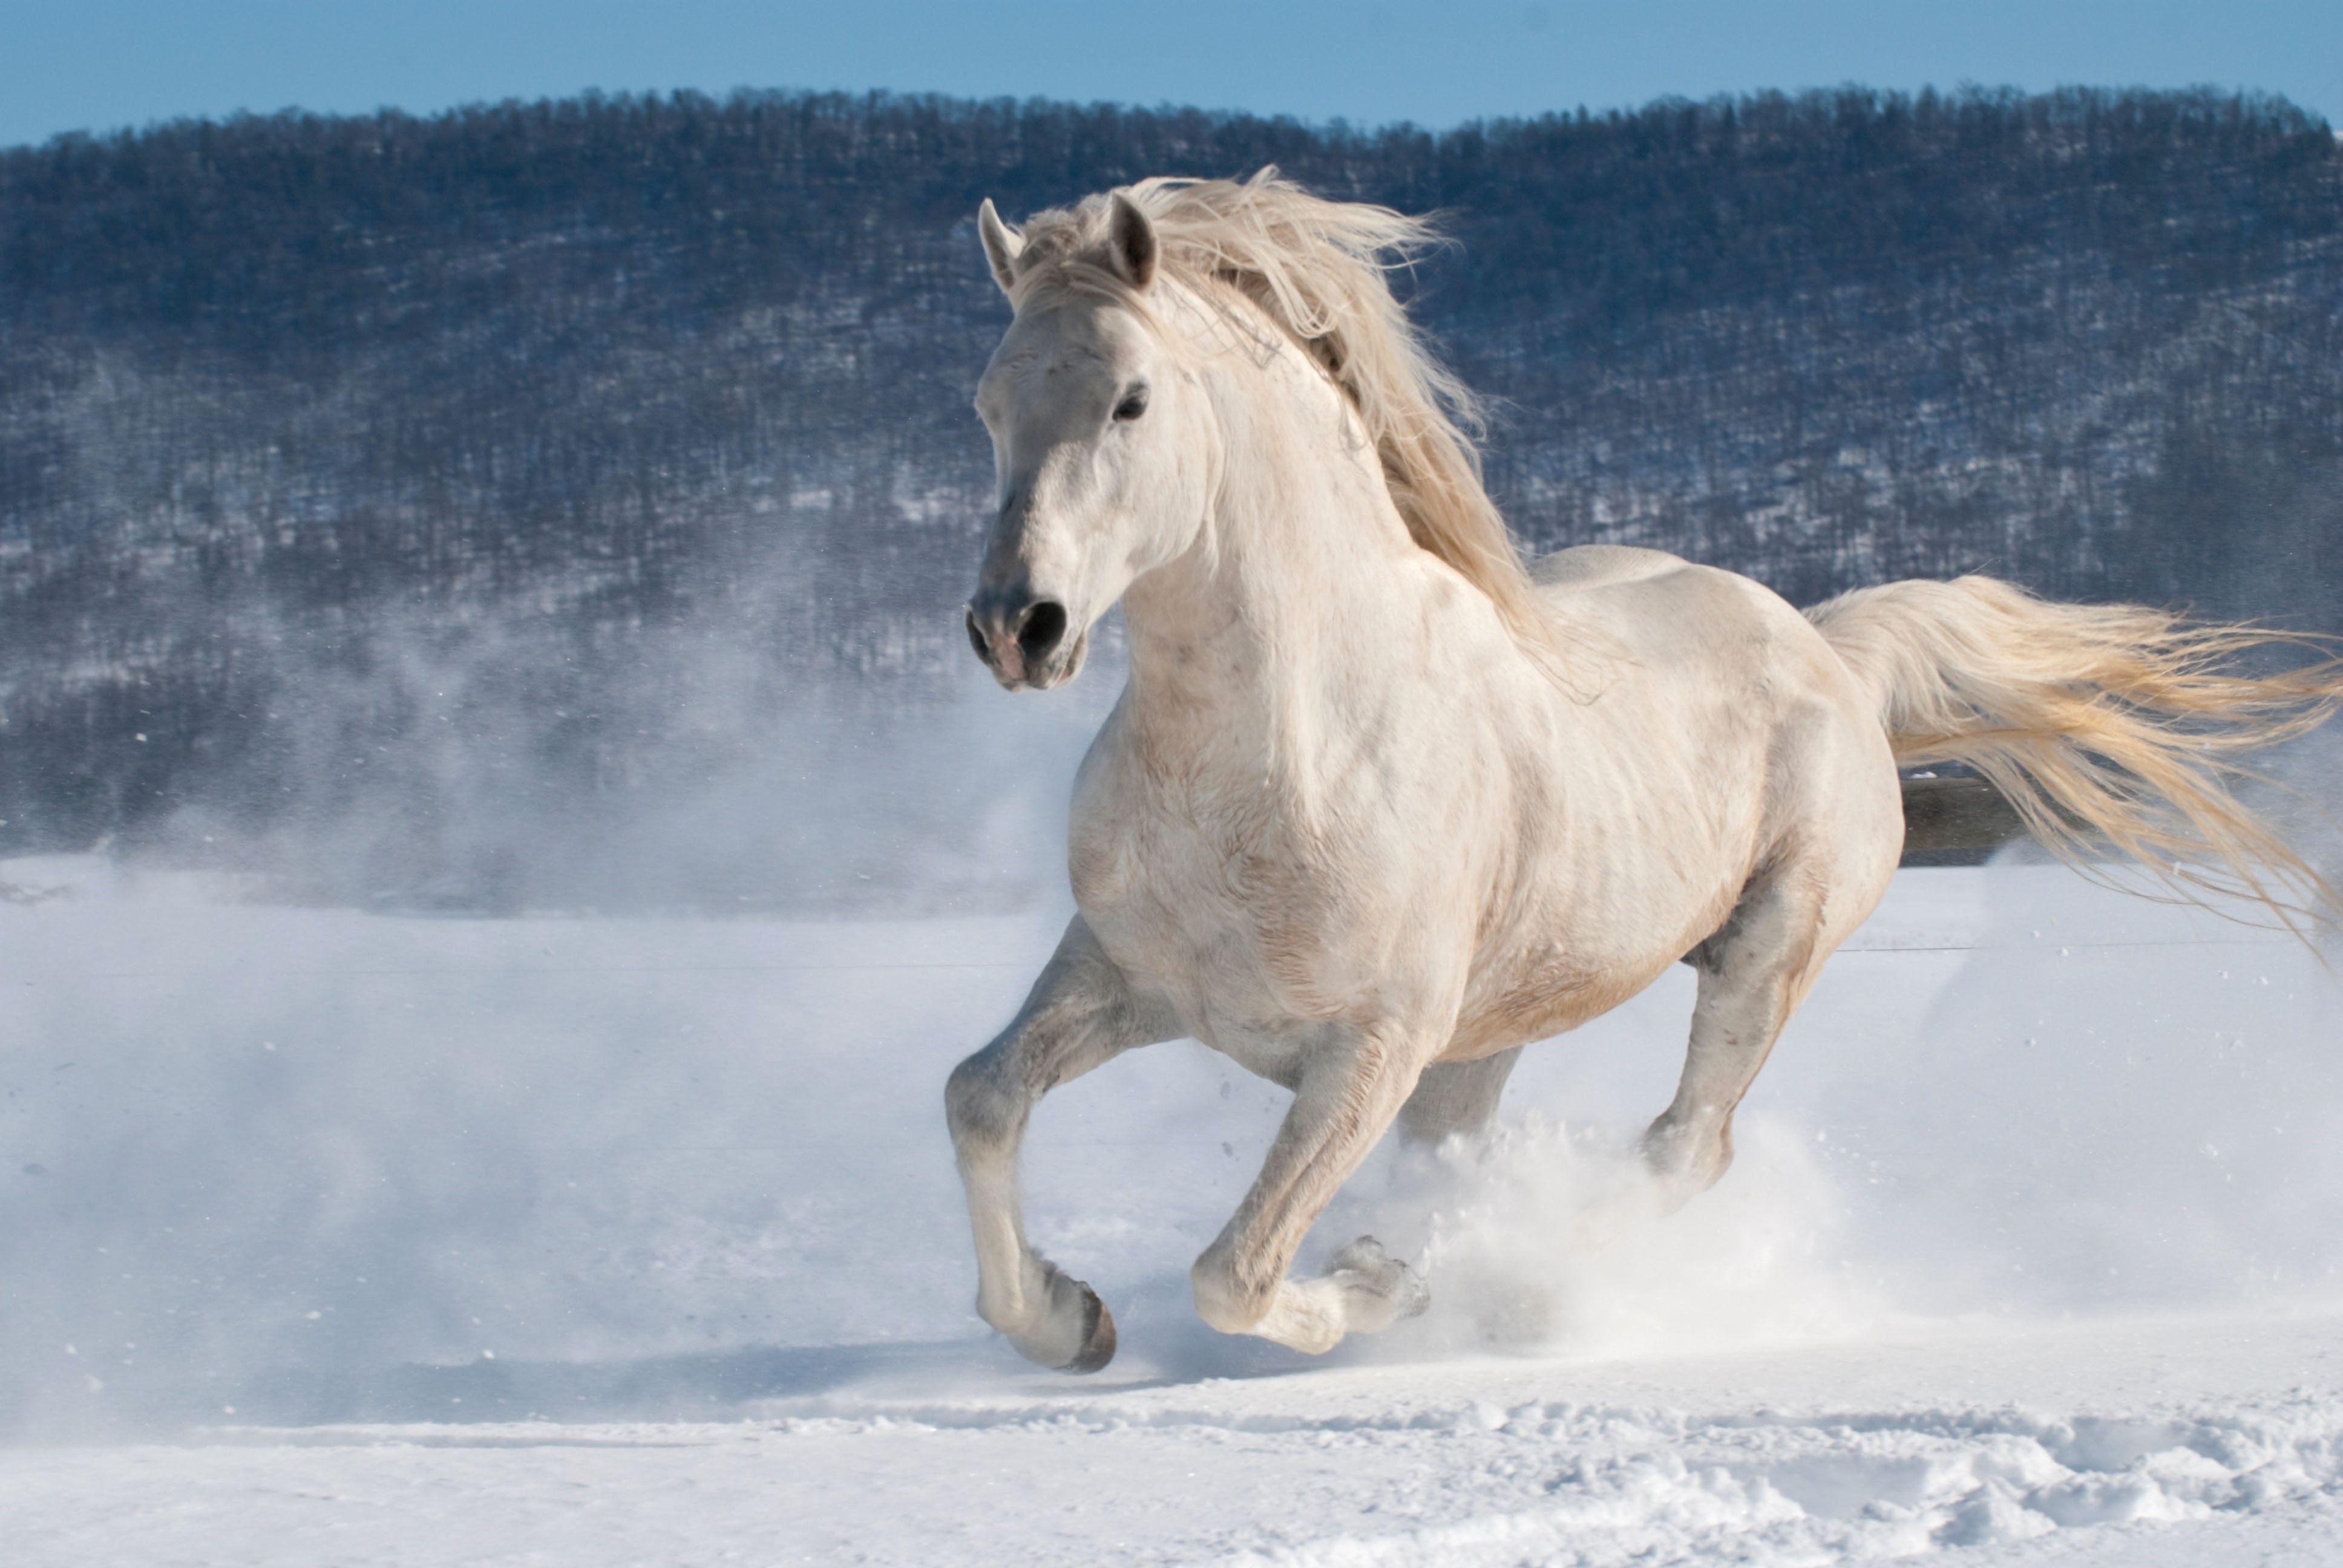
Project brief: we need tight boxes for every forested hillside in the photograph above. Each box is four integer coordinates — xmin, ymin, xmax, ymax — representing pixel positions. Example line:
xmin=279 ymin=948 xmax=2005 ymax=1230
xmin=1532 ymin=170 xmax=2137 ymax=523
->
xmin=2 ymin=87 xmax=2338 ymax=906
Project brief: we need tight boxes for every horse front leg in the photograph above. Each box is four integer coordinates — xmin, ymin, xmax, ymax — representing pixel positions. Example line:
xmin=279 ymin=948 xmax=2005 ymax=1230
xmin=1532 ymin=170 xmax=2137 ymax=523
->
xmin=1190 ymin=1021 xmax=1441 ymax=1354
xmin=945 ymin=917 xmax=1174 ymax=1372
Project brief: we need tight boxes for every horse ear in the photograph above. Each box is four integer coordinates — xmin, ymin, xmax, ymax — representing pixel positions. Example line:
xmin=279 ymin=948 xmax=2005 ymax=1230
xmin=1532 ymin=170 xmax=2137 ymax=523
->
xmin=1108 ymin=192 xmax=1158 ymax=290
xmin=977 ymin=199 xmax=1023 ymax=295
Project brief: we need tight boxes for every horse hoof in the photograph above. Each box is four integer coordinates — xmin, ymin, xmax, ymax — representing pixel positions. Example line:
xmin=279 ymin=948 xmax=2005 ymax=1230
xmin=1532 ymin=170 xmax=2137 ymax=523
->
xmin=1332 ymin=1235 xmax=1430 ymax=1324
xmin=1063 ymin=1283 xmax=1117 ymax=1374
xmin=1385 ymin=1257 xmax=1430 ymax=1321
xmin=1000 ymin=1268 xmax=1118 ymax=1372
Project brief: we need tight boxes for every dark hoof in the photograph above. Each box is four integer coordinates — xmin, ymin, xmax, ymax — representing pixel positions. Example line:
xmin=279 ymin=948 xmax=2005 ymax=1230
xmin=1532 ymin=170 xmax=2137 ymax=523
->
xmin=999 ymin=1267 xmax=1118 ymax=1372
xmin=1063 ymin=1282 xmax=1117 ymax=1374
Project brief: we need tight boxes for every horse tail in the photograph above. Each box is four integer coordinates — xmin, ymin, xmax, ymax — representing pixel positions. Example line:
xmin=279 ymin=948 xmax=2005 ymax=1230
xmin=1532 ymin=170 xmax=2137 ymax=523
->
xmin=1805 ymin=575 xmax=2343 ymax=929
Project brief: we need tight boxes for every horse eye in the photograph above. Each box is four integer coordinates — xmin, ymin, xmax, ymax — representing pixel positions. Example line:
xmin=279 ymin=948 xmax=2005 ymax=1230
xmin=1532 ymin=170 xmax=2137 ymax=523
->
xmin=1113 ymin=387 xmax=1149 ymax=422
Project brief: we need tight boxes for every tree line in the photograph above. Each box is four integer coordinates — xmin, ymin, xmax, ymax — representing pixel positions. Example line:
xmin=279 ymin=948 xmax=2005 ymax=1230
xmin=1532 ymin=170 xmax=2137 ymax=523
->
xmin=0 ymin=85 xmax=2336 ymax=904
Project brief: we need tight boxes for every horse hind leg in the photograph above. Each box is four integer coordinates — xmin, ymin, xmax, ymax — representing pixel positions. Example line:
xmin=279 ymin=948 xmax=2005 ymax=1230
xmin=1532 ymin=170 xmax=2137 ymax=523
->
xmin=1640 ymin=869 xmax=1837 ymax=1207
xmin=1397 ymin=1046 xmax=1524 ymax=1146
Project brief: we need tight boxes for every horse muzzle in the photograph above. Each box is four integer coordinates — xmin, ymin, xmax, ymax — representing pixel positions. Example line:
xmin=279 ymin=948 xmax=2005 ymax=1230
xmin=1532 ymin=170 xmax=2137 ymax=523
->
xmin=966 ymin=594 xmax=1087 ymax=690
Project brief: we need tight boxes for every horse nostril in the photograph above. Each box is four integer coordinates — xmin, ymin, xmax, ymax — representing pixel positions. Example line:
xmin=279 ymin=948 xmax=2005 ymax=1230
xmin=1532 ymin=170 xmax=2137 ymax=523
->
xmin=1017 ymin=601 xmax=1069 ymax=665
xmin=965 ymin=607 xmax=992 ymax=666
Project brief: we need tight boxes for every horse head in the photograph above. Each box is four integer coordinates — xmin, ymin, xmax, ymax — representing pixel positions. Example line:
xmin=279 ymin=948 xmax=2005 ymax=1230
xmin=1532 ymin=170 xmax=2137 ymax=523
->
xmin=964 ymin=194 xmax=1212 ymax=690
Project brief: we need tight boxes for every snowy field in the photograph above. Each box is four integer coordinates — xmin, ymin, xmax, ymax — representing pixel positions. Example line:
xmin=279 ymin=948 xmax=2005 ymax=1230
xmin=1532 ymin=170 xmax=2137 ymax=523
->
xmin=3 ymin=852 xmax=2341 ymax=1565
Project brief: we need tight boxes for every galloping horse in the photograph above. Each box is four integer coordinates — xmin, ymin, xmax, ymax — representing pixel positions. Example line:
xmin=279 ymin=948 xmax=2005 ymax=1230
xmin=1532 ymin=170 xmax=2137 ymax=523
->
xmin=945 ymin=171 xmax=2342 ymax=1372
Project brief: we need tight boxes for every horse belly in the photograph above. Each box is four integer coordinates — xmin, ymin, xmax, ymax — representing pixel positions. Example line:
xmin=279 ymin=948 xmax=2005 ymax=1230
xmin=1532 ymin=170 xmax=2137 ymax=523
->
xmin=1444 ymin=759 xmax=1765 ymax=1059
xmin=1447 ymin=939 xmax=1685 ymax=1060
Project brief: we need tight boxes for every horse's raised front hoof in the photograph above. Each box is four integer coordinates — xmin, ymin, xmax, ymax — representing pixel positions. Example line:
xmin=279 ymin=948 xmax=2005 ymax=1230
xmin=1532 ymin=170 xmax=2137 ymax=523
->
xmin=1002 ymin=1267 xmax=1118 ymax=1373
xmin=1330 ymin=1235 xmax=1430 ymax=1330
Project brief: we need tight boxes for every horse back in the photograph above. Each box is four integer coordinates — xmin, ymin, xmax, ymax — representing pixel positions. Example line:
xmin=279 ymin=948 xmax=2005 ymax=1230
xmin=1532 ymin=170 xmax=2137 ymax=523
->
xmin=1447 ymin=544 xmax=1901 ymax=1051
xmin=1532 ymin=545 xmax=1852 ymax=704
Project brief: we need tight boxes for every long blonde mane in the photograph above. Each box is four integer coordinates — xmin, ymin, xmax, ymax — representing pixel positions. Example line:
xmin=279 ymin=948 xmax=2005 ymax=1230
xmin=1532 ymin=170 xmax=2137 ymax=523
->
xmin=1003 ymin=169 xmax=1576 ymax=681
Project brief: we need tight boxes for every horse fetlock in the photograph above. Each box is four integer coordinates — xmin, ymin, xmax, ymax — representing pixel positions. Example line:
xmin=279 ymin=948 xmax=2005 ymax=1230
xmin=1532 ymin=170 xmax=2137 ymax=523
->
xmin=1193 ymin=1238 xmax=1429 ymax=1352
xmin=1189 ymin=1247 xmax=1277 ymax=1336
xmin=1327 ymin=1235 xmax=1430 ymax=1332
xmin=1639 ymin=1113 xmax=1733 ymax=1206
xmin=995 ymin=1261 xmax=1117 ymax=1373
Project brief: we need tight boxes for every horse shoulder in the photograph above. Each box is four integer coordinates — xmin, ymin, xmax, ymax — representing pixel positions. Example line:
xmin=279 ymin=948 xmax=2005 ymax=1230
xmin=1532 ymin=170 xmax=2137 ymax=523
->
xmin=1067 ymin=694 xmax=1157 ymax=910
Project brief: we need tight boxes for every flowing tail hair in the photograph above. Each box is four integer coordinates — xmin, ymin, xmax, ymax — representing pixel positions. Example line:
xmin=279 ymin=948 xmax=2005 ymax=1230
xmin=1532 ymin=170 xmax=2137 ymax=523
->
xmin=1806 ymin=576 xmax=2343 ymax=932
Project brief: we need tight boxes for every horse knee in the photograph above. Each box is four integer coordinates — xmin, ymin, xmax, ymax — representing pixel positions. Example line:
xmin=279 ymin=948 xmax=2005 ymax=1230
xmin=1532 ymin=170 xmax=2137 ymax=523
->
xmin=944 ymin=1050 xmax=1020 ymax=1150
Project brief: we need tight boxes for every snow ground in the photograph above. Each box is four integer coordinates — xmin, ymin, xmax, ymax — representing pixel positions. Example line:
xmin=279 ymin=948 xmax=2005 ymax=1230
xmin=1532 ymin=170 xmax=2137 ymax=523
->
xmin=14 ymin=1313 xmax=2343 ymax=1567
xmin=2 ymin=854 xmax=2341 ymax=1564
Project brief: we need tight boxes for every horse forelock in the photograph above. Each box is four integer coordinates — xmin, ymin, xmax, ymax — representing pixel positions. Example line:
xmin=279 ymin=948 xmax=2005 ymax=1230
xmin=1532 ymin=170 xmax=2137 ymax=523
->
xmin=1001 ymin=170 xmax=1594 ymax=690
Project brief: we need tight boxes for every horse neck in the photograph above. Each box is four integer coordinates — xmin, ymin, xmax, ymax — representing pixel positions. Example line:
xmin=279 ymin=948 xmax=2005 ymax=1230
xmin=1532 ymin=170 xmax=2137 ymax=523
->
xmin=1117 ymin=341 xmax=1429 ymax=748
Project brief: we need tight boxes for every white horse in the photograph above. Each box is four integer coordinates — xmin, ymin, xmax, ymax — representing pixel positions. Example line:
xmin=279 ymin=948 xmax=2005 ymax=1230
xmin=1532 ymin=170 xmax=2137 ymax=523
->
xmin=945 ymin=171 xmax=2342 ymax=1371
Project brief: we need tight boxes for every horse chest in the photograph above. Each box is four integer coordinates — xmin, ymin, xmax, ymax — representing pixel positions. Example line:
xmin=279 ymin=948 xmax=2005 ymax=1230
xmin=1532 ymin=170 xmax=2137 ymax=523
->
xmin=1069 ymin=754 xmax=1429 ymax=1051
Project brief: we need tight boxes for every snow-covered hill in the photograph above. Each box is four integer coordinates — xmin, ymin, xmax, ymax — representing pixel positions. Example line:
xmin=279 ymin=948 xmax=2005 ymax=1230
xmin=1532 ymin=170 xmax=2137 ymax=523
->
xmin=7 ymin=89 xmax=2341 ymax=886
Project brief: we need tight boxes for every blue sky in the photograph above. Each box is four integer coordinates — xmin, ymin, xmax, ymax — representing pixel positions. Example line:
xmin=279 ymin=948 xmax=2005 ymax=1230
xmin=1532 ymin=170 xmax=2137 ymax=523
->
xmin=2 ymin=1 xmax=2338 ymax=149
